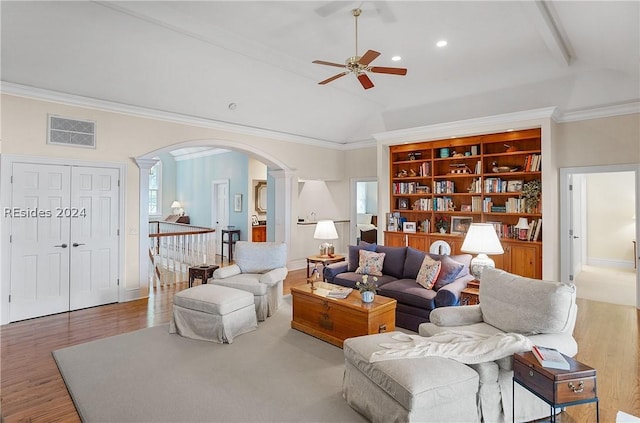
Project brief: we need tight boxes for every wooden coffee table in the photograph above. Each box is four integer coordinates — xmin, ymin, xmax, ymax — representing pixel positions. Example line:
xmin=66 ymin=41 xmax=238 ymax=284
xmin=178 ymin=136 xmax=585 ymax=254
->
xmin=290 ymin=282 xmax=397 ymax=348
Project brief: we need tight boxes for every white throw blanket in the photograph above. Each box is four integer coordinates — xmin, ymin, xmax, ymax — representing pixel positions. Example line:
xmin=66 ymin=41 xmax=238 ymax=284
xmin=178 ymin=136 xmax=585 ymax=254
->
xmin=369 ymin=331 xmax=533 ymax=364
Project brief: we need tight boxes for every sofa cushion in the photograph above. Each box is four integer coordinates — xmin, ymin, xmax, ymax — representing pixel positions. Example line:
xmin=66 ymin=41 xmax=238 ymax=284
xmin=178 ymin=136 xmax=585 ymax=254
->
xmin=480 ymin=267 xmax=577 ymax=335
xmin=348 ymin=242 xmax=377 ymax=272
xmin=430 ymin=253 xmax=472 ymax=279
xmin=333 ymin=272 xmax=397 ymax=290
xmin=355 ymin=250 xmax=386 ymax=276
xmin=403 ymin=247 xmax=427 ymax=279
xmin=379 ymin=279 xmax=437 ymax=310
xmin=416 ymin=255 xmax=441 ymax=289
xmin=432 ymin=255 xmax=465 ymax=290
xmin=375 ymin=245 xmax=407 ymax=279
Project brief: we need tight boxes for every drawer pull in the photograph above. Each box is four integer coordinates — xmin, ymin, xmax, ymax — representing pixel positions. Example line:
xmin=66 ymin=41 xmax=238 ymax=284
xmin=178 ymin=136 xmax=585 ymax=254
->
xmin=529 ymin=370 xmax=534 ymax=377
xmin=379 ymin=324 xmax=387 ymax=333
xmin=568 ymin=381 xmax=584 ymax=393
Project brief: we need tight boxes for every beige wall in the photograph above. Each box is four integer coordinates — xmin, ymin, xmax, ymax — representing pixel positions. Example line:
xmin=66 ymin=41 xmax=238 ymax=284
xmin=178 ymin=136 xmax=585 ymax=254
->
xmin=1 ymin=94 xmax=346 ymax=296
xmin=554 ymin=114 xmax=640 ymax=168
xmin=586 ymin=172 xmax=636 ymax=264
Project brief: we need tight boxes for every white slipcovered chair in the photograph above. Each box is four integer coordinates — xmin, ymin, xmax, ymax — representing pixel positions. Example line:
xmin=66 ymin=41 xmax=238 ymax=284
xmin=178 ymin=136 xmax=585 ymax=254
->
xmin=211 ymin=241 xmax=288 ymax=321
xmin=419 ymin=267 xmax=578 ymax=423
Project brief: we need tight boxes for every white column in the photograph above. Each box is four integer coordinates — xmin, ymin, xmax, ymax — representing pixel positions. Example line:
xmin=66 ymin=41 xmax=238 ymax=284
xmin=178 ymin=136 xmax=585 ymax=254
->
xmin=134 ymin=157 xmax=159 ymax=299
xmin=270 ymin=169 xmax=296 ymax=258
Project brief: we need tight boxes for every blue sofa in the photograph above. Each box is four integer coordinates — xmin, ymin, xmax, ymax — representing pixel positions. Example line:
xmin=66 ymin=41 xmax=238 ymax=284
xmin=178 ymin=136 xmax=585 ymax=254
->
xmin=324 ymin=243 xmax=473 ymax=332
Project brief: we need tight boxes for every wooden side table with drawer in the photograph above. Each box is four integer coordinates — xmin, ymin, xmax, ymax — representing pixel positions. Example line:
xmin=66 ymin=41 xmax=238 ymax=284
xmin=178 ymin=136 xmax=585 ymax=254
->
xmin=513 ymin=351 xmax=598 ymax=422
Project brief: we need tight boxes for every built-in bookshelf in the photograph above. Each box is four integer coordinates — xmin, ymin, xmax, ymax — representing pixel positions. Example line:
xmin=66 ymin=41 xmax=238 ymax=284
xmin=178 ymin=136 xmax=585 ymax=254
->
xmin=386 ymin=128 xmax=542 ymax=278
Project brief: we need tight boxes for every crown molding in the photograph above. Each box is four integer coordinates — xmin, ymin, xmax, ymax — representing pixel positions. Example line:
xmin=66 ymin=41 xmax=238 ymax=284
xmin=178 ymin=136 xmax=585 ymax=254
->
xmin=0 ymin=82 xmax=349 ymax=150
xmin=373 ymin=107 xmax=558 ymax=144
xmin=554 ymin=101 xmax=640 ymax=123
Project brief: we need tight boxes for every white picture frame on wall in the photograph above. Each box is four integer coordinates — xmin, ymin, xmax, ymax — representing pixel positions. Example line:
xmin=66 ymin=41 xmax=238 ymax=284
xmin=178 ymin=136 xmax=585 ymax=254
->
xmin=234 ymin=193 xmax=242 ymax=212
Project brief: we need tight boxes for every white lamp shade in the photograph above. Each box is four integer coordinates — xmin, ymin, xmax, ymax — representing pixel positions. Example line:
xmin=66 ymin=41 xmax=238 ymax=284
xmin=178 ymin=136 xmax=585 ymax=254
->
xmin=314 ymin=220 xmax=338 ymax=240
xmin=170 ymin=201 xmax=182 ymax=209
xmin=515 ymin=217 xmax=529 ymax=230
xmin=460 ymin=223 xmax=504 ymax=255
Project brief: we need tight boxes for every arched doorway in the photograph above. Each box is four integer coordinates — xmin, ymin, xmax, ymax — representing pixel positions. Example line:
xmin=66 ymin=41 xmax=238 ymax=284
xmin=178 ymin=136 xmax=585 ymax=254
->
xmin=135 ymin=139 xmax=296 ymax=296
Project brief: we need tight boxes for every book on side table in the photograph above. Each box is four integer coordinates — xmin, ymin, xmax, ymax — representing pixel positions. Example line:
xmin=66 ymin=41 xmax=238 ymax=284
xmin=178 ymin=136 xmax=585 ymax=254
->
xmin=532 ymin=345 xmax=570 ymax=370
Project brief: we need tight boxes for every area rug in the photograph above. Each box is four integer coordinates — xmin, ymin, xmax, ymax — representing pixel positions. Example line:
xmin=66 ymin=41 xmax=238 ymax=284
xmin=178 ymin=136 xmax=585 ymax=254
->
xmin=53 ymin=297 xmax=367 ymax=422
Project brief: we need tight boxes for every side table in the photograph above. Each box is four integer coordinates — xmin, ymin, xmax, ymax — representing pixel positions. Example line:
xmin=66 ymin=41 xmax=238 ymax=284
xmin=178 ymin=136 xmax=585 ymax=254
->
xmin=221 ymin=229 xmax=241 ymax=262
xmin=188 ymin=265 xmax=220 ymax=288
xmin=513 ymin=351 xmax=598 ymax=422
xmin=306 ymin=254 xmax=345 ymax=281
xmin=460 ymin=280 xmax=480 ymax=305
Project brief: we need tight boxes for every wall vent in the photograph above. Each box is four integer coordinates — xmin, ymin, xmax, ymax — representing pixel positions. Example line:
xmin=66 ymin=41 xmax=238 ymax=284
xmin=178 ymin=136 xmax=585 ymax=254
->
xmin=48 ymin=115 xmax=96 ymax=148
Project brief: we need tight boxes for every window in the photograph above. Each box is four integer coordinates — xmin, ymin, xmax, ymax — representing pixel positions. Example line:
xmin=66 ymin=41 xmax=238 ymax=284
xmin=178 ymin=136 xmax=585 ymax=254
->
xmin=149 ymin=159 xmax=162 ymax=217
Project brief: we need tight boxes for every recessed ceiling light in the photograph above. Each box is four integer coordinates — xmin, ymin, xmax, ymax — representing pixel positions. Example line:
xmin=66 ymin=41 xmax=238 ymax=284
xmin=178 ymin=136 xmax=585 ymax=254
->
xmin=391 ymin=55 xmax=402 ymax=62
xmin=436 ymin=40 xmax=448 ymax=48
xmin=228 ymin=102 xmax=237 ymax=110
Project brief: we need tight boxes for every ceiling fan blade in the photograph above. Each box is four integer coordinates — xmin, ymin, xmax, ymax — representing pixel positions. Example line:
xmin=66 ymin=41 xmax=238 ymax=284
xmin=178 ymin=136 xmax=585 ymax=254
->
xmin=313 ymin=60 xmax=347 ymax=69
xmin=369 ymin=66 xmax=407 ymax=75
xmin=359 ymin=50 xmax=380 ymax=66
xmin=318 ymin=72 xmax=349 ymax=85
xmin=357 ymin=73 xmax=374 ymax=90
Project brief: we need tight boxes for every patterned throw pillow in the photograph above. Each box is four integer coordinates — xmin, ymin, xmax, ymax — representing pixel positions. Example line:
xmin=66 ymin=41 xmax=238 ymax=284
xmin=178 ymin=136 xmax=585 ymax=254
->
xmin=416 ymin=255 xmax=442 ymax=290
xmin=355 ymin=250 xmax=386 ymax=276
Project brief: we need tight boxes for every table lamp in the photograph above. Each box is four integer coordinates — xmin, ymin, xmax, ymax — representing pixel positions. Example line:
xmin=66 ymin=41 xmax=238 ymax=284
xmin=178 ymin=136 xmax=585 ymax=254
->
xmin=171 ymin=201 xmax=184 ymax=216
xmin=314 ymin=220 xmax=338 ymax=257
xmin=515 ymin=217 xmax=529 ymax=241
xmin=460 ymin=223 xmax=504 ymax=279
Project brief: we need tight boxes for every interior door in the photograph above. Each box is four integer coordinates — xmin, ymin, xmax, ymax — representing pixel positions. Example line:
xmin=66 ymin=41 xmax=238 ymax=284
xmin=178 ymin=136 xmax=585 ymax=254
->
xmin=9 ymin=163 xmax=71 ymax=321
xmin=69 ymin=167 xmax=120 ymax=310
xmin=211 ymin=180 xmax=229 ymax=258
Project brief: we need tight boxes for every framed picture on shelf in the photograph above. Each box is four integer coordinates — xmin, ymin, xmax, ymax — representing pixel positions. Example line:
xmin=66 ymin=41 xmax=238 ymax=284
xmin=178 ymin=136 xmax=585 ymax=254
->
xmin=451 ymin=216 xmax=473 ymax=235
xmin=251 ymin=215 xmax=259 ymax=226
xmin=461 ymin=205 xmax=472 ymax=212
xmin=507 ymin=180 xmax=524 ymax=193
xmin=403 ymin=222 xmax=417 ymax=233
xmin=398 ymin=198 xmax=409 ymax=210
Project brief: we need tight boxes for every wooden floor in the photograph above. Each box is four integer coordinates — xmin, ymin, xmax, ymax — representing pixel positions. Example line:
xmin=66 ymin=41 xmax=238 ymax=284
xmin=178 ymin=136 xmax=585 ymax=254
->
xmin=1 ymin=268 xmax=639 ymax=422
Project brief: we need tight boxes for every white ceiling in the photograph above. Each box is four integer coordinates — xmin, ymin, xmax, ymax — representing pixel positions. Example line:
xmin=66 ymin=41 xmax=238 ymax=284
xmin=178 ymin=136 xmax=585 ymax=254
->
xmin=2 ymin=1 xmax=638 ymax=145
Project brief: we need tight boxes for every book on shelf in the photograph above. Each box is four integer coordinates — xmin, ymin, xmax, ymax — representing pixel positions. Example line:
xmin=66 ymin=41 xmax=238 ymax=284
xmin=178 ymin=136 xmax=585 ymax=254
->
xmin=531 ymin=345 xmax=570 ymax=370
xmin=326 ymin=287 xmax=353 ymax=299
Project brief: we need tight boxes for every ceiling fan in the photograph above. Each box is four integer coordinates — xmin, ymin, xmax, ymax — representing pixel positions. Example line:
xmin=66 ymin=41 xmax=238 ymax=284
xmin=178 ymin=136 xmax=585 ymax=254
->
xmin=312 ymin=8 xmax=407 ymax=90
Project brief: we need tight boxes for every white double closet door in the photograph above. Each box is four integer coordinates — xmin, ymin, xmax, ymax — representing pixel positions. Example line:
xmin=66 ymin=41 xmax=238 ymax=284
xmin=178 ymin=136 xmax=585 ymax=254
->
xmin=9 ymin=163 xmax=120 ymax=322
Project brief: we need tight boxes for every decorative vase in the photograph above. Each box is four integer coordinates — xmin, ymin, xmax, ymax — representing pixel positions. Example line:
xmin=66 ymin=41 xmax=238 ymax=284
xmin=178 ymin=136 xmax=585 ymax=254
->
xmin=439 ymin=227 xmax=447 ymax=234
xmin=361 ymin=291 xmax=375 ymax=303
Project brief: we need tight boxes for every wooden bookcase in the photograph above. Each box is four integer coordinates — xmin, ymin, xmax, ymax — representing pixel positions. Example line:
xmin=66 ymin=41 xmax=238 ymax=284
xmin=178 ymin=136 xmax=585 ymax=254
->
xmin=386 ymin=128 xmax=542 ymax=279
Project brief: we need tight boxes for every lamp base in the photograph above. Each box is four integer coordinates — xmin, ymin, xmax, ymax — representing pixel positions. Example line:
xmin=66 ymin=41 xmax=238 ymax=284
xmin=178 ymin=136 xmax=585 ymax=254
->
xmin=470 ymin=253 xmax=495 ymax=279
xmin=319 ymin=242 xmax=334 ymax=257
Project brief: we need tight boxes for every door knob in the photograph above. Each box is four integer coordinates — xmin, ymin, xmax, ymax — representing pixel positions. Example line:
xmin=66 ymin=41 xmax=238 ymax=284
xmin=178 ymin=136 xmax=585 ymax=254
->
xmin=54 ymin=244 xmax=68 ymax=248
xmin=573 ymin=236 xmax=579 ymax=239
xmin=72 ymin=243 xmax=85 ymax=247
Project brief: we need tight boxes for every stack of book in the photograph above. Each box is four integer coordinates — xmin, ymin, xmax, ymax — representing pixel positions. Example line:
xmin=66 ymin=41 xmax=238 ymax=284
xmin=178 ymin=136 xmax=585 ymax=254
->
xmin=326 ymin=287 xmax=353 ymax=299
xmin=532 ymin=345 xmax=570 ymax=370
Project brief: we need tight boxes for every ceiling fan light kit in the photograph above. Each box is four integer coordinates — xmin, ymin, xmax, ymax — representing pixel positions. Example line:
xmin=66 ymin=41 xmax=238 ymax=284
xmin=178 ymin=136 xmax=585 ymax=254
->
xmin=313 ymin=8 xmax=407 ymax=90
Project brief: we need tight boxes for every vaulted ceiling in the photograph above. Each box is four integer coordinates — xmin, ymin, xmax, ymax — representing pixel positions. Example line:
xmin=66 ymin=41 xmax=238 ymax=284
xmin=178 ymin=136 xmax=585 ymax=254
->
xmin=2 ymin=1 xmax=638 ymax=145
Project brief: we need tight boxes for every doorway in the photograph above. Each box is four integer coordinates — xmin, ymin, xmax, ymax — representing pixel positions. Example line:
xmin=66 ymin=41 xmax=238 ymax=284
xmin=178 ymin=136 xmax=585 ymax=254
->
xmin=8 ymin=161 xmax=121 ymax=321
xmin=351 ymin=178 xmax=378 ymax=244
xmin=211 ymin=179 xmax=230 ymax=259
xmin=560 ymin=165 xmax=639 ymax=308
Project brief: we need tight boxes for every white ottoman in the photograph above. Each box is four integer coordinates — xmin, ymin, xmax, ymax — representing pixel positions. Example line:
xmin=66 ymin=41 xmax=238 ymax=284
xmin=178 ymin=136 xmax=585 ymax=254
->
xmin=343 ymin=332 xmax=480 ymax=423
xmin=169 ymin=285 xmax=257 ymax=343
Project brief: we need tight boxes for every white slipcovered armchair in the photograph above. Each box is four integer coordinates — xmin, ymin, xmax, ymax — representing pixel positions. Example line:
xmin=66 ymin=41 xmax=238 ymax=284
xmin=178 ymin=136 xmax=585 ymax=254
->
xmin=212 ymin=241 xmax=288 ymax=321
xmin=419 ymin=267 xmax=578 ymax=423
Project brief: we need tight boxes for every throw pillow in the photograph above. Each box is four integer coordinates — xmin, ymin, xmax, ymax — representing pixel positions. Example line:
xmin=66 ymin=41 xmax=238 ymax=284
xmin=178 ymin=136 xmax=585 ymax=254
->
xmin=355 ymin=250 xmax=386 ymax=276
xmin=348 ymin=242 xmax=377 ymax=272
xmin=416 ymin=255 xmax=442 ymax=289
xmin=433 ymin=255 xmax=465 ymax=290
